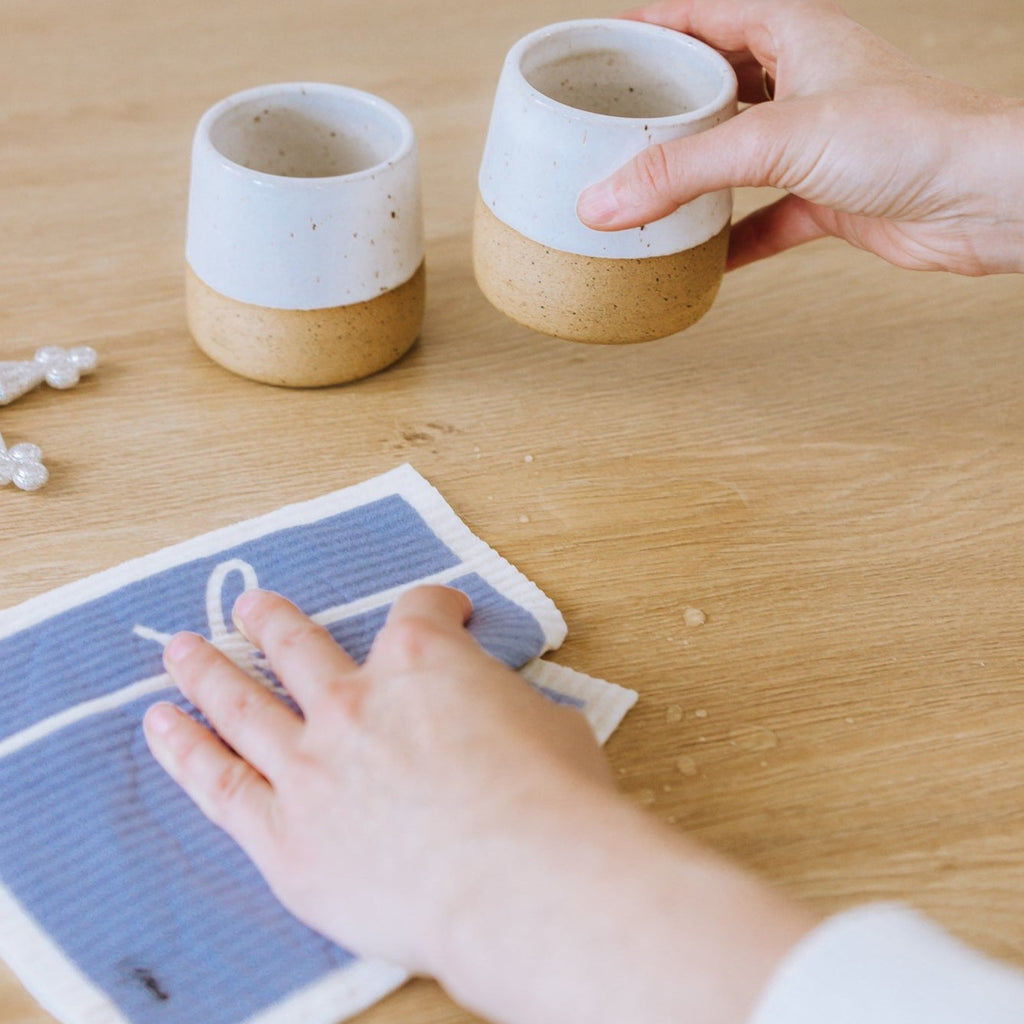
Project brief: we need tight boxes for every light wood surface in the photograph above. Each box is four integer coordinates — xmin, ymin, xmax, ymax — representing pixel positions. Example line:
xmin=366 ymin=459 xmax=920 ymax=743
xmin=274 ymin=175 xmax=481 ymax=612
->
xmin=2 ymin=0 xmax=1023 ymax=1020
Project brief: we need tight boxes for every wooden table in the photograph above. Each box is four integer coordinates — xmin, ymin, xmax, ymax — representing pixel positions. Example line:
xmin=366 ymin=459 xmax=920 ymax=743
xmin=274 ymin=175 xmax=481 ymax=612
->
xmin=2 ymin=0 xmax=1023 ymax=1020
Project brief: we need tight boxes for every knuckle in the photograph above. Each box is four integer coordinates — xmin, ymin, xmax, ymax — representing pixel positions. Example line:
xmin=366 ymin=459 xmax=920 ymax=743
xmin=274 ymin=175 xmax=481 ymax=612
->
xmin=385 ymin=615 xmax=446 ymax=666
xmin=204 ymin=760 xmax=251 ymax=821
xmin=632 ymin=143 xmax=674 ymax=198
xmin=274 ymin=617 xmax=332 ymax=656
xmin=216 ymin=686 xmax=259 ymax=734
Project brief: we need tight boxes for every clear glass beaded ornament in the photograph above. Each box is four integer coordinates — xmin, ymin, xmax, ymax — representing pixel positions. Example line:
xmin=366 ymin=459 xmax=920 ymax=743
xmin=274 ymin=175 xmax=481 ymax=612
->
xmin=0 ymin=436 xmax=48 ymax=491
xmin=0 ymin=346 xmax=98 ymax=406
xmin=0 ymin=345 xmax=98 ymax=491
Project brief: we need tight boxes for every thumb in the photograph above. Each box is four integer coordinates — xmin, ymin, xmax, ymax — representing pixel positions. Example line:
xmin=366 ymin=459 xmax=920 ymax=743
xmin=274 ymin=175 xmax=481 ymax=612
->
xmin=577 ymin=107 xmax=776 ymax=231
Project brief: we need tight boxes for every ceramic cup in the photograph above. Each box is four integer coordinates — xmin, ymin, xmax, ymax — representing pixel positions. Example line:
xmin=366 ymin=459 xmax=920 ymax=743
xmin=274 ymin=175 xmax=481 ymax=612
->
xmin=185 ymin=82 xmax=424 ymax=387
xmin=474 ymin=19 xmax=737 ymax=344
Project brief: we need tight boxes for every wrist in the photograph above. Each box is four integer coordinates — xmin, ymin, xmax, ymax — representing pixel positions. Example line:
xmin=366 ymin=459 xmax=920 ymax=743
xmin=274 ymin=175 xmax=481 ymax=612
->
xmin=961 ymin=96 xmax=1024 ymax=275
xmin=428 ymin=785 xmax=817 ymax=1024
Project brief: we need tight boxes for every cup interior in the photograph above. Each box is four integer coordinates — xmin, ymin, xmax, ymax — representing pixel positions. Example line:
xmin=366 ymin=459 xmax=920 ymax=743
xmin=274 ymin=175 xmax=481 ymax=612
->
xmin=519 ymin=22 xmax=728 ymax=119
xmin=207 ymin=87 xmax=405 ymax=178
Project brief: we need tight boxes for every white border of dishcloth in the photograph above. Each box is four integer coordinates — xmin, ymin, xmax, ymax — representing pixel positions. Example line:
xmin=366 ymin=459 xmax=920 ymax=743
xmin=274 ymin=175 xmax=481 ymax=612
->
xmin=520 ymin=658 xmax=638 ymax=745
xmin=0 ymin=464 xmax=638 ymax=1024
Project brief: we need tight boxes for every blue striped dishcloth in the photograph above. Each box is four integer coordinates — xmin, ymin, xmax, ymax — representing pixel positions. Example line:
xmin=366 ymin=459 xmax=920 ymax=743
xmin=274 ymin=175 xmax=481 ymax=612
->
xmin=0 ymin=464 xmax=636 ymax=1024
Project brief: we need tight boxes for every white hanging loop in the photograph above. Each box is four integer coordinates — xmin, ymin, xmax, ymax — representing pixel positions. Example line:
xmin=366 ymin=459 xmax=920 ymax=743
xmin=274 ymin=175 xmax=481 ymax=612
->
xmin=134 ymin=559 xmax=275 ymax=685
xmin=204 ymin=559 xmax=263 ymax=671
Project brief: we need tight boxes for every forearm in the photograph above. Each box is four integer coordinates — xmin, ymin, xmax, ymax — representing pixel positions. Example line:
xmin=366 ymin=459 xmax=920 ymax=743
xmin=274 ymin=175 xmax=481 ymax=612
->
xmin=430 ymin=786 xmax=817 ymax=1024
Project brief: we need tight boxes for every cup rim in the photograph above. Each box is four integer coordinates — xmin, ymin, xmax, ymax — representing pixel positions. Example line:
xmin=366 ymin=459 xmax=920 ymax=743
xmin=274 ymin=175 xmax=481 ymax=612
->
xmin=506 ymin=18 xmax=737 ymax=126
xmin=193 ymin=81 xmax=416 ymax=186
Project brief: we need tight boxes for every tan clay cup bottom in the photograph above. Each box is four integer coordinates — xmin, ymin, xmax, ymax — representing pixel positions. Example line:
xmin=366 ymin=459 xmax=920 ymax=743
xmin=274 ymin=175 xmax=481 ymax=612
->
xmin=185 ymin=261 xmax=426 ymax=387
xmin=473 ymin=195 xmax=727 ymax=344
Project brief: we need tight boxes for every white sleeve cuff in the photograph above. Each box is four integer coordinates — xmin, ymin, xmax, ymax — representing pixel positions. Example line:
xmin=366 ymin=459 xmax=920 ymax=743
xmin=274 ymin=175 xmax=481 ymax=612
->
xmin=748 ymin=903 xmax=1024 ymax=1024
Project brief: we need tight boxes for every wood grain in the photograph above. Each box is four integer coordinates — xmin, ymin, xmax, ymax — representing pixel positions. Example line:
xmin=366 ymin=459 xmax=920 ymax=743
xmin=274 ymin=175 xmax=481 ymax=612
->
xmin=2 ymin=0 xmax=1023 ymax=1020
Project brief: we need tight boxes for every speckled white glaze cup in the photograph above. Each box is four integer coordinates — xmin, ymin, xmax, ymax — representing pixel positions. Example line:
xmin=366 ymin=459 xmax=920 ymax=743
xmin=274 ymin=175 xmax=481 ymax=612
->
xmin=474 ymin=19 xmax=737 ymax=344
xmin=186 ymin=82 xmax=425 ymax=387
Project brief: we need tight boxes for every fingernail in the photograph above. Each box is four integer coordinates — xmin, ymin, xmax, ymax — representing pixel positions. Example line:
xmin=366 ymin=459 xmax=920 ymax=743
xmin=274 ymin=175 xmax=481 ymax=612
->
xmin=231 ymin=588 xmax=263 ymax=638
xmin=163 ymin=631 xmax=204 ymax=667
xmin=577 ymin=181 xmax=620 ymax=226
xmin=144 ymin=702 xmax=180 ymax=736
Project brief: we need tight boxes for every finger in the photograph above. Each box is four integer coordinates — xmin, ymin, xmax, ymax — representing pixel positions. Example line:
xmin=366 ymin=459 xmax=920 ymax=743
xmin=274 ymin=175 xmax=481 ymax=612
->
xmin=387 ymin=585 xmax=473 ymax=630
xmin=577 ymin=106 xmax=778 ymax=230
xmin=162 ymin=631 xmax=301 ymax=779
xmin=623 ymin=3 xmax=781 ymax=105
xmin=232 ymin=589 xmax=357 ymax=713
xmin=621 ymin=0 xmax=788 ymax=65
xmin=367 ymin=585 xmax=474 ymax=672
xmin=143 ymin=701 xmax=275 ymax=855
xmin=726 ymin=194 xmax=829 ymax=269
